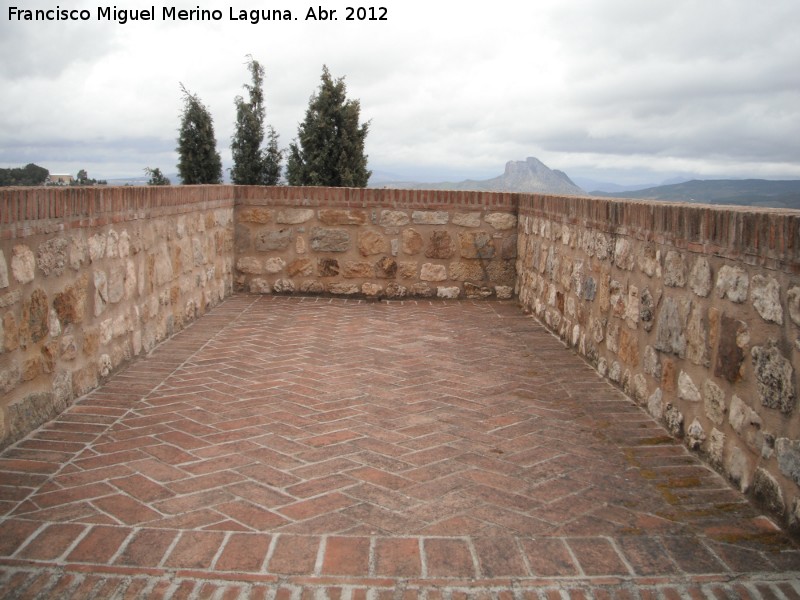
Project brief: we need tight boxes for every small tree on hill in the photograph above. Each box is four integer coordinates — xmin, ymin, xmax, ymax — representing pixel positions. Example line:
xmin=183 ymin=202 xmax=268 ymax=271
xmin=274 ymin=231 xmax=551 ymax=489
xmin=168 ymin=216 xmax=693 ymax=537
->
xmin=145 ymin=167 xmax=171 ymax=185
xmin=286 ymin=65 xmax=370 ymax=187
xmin=177 ymin=84 xmax=223 ymax=184
xmin=230 ymin=57 xmax=282 ymax=185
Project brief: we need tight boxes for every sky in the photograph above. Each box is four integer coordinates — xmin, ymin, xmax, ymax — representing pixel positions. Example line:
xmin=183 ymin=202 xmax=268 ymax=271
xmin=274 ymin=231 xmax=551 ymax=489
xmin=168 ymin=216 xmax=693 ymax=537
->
xmin=1 ymin=0 xmax=799 ymax=186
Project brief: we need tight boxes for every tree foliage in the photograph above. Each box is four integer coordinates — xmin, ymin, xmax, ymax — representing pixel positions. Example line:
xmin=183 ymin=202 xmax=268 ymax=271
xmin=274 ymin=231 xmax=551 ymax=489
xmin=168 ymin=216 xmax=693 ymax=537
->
xmin=286 ymin=66 xmax=370 ymax=187
xmin=72 ymin=169 xmax=106 ymax=186
xmin=230 ymin=57 xmax=282 ymax=185
xmin=0 ymin=163 xmax=49 ymax=186
xmin=177 ymin=84 xmax=223 ymax=184
xmin=145 ymin=167 xmax=171 ymax=185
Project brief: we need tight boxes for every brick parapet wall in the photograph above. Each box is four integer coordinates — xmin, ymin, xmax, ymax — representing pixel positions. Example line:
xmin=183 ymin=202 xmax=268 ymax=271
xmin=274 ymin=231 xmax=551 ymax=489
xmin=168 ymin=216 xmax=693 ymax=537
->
xmin=0 ymin=186 xmax=235 ymax=448
xmin=516 ymin=193 xmax=800 ymax=531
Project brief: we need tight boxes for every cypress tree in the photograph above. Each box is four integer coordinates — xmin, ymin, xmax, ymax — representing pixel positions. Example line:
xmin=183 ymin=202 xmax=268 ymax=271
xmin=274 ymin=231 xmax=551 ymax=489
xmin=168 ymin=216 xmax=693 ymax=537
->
xmin=286 ymin=66 xmax=370 ymax=187
xmin=176 ymin=84 xmax=223 ymax=184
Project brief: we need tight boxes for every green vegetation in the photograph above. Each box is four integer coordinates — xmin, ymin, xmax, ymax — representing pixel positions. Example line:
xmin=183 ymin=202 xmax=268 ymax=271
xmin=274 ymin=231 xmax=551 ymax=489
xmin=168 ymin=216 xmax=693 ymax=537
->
xmin=286 ymin=65 xmax=370 ymax=187
xmin=0 ymin=163 xmax=49 ymax=186
xmin=230 ymin=57 xmax=282 ymax=185
xmin=74 ymin=169 xmax=106 ymax=186
xmin=144 ymin=167 xmax=171 ymax=185
xmin=176 ymin=84 xmax=223 ymax=184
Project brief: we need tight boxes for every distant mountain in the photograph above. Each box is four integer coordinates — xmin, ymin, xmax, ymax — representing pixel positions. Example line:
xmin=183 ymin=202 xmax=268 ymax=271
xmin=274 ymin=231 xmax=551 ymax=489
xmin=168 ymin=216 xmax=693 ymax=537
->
xmin=595 ymin=179 xmax=800 ymax=209
xmin=372 ymin=157 xmax=585 ymax=195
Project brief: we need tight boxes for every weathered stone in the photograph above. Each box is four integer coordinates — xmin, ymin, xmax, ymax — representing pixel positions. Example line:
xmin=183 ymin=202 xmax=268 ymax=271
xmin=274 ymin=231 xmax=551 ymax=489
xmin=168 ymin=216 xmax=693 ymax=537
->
xmin=638 ymin=244 xmax=661 ymax=278
xmin=108 ymin=269 xmax=125 ymax=304
xmin=752 ymin=468 xmax=785 ymax=516
xmin=708 ymin=429 xmax=724 ymax=468
xmin=484 ymin=213 xmax=517 ymax=230
xmin=402 ymin=229 xmax=423 ymax=255
xmin=296 ymin=235 xmax=307 ymax=255
xmin=618 ymin=328 xmax=639 ymax=368
xmin=729 ymin=394 xmax=762 ymax=437
xmin=727 ymin=447 xmax=751 ymax=491
xmin=288 ymin=258 xmax=314 ymax=277
xmin=93 ymin=271 xmax=108 ymax=317
xmin=632 ymin=374 xmax=648 ymax=404
xmin=398 ymin=262 xmax=417 ymax=279
xmin=272 ymin=279 xmax=296 ymax=294
xmin=583 ymin=276 xmax=597 ymax=302
xmin=464 ymin=283 xmax=492 ymax=299
xmin=714 ymin=315 xmax=747 ymax=383
xmin=22 ymin=356 xmax=41 ymax=381
xmin=20 ymin=289 xmax=49 ymax=347
xmin=276 ymin=209 xmax=314 ymax=224
xmin=459 ymin=231 xmax=494 ymax=259
xmin=255 ymin=229 xmax=293 ymax=252
xmin=449 ymin=261 xmax=485 ymax=282
xmin=265 ymin=257 xmax=286 ymax=274
xmin=420 ymin=263 xmax=447 ymax=282
xmin=788 ymin=286 xmax=800 ymax=327
xmin=234 ymin=224 xmax=251 ymax=253
xmin=663 ymin=251 xmax=686 ymax=287
xmin=410 ymin=283 xmax=435 ymax=297
xmin=716 ymin=265 xmax=748 ymax=303
xmin=689 ymin=257 xmax=712 ymax=297
xmin=362 ymin=283 xmax=383 ymax=297
xmin=249 ymin=279 xmax=271 ymax=293
xmin=385 ymin=282 xmax=408 ymax=298
xmin=643 ymin=346 xmax=661 ymax=379
xmin=343 ymin=261 xmax=374 ymax=279
xmin=495 ymin=286 xmax=513 ymax=300
xmin=647 ymin=388 xmax=663 ymax=419
xmin=776 ymin=438 xmax=800 ymax=487
xmin=318 ymin=209 xmax=367 ymax=226
xmin=375 ymin=257 xmax=397 ymax=279
xmin=664 ymin=403 xmax=684 ymax=437
xmin=608 ymin=361 xmax=621 ymax=383
xmin=654 ymin=297 xmax=687 ymax=357
xmin=0 ymin=250 xmax=8 ymax=289
xmin=59 ymin=334 xmax=77 ymax=361
xmin=425 ymin=231 xmax=455 ymax=259
xmin=53 ymin=275 xmax=88 ymax=325
xmin=751 ymin=342 xmax=796 ymax=413
xmin=486 ymin=260 xmax=515 ymax=286
xmin=622 ymin=286 xmax=639 ymax=329
xmin=613 ymin=238 xmax=634 ymax=271
xmin=358 ymin=231 xmax=388 ymax=256
xmin=299 ymin=281 xmax=325 ymax=294
xmin=594 ymin=233 xmax=612 ymax=260
xmin=380 ymin=210 xmax=410 ymax=227
xmin=318 ymin=258 xmax=340 ymax=277
xmin=686 ymin=305 xmax=709 ymax=366
xmin=452 ymin=212 xmax=481 ymax=227
xmin=686 ymin=419 xmax=706 ymax=450
xmin=36 ymin=237 xmax=68 ymax=277
xmin=88 ymin=233 xmax=106 ymax=262
xmin=328 ymin=283 xmax=360 ymax=295
xmin=703 ymin=380 xmax=726 ymax=425
xmin=236 ymin=257 xmax=263 ymax=275
xmin=152 ymin=248 xmax=174 ymax=285
xmin=639 ymin=288 xmax=657 ymax=332
xmin=72 ymin=365 xmax=99 ymax=397
xmin=605 ymin=321 xmax=620 ymax=353
xmin=11 ymin=245 xmax=35 ymax=284
xmin=68 ymin=235 xmax=87 ymax=271
xmin=678 ymin=371 xmax=701 ymax=402
xmin=309 ymin=227 xmax=350 ymax=252
xmin=239 ymin=207 xmax=274 ymax=224
xmin=437 ymin=286 xmax=461 ymax=299
xmin=501 ymin=235 xmax=518 ymax=260
xmin=751 ymin=275 xmax=783 ymax=324
xmin=5 ymin=391 xmax=67 ymax=445
xmin=412 ymin=210 xmax=449 ymax=225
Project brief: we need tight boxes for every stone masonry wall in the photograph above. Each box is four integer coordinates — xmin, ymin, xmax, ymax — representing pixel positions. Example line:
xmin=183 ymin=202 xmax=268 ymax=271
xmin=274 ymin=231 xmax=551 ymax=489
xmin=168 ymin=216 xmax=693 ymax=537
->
xmin=516 ymin=194 xmax=800 ymax=530
xmin=0 ymin=186 xmax=235 ymax=448
xmin=234 ymin=186 xmax=518 ymax=300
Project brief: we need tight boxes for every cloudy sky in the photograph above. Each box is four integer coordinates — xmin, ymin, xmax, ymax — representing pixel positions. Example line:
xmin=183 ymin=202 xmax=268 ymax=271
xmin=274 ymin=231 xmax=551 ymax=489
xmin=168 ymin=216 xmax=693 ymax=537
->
xmin=1 ymin=0 xmax=799 ymax=186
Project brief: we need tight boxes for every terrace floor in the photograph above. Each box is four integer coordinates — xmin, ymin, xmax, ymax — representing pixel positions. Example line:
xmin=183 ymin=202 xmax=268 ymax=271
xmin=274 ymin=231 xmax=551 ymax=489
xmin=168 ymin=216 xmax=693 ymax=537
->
xmin=0 ymin=295 xmax=799 ymax=599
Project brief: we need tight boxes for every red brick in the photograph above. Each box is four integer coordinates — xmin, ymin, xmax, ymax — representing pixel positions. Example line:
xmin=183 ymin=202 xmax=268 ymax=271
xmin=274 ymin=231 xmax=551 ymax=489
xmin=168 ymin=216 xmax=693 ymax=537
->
xmin=520 ymin=538 xmax=579 ymax=576
xmin=115 ymin=529 xmax=178 ymax=567
xmin=110 ymin=474 xmax=174 ymax=502
xmin=374 ymin=537 xmax=421 ymax=577
xmin=214 ymin=532 xmax=271 ymax=571
xmin=424 ymin=538 xmax=476 ymax=578
xmin=18 ymin=523 xmax=86 ymax=560
xmin=279 ymin=492 xmax=354 ymax=521
xmin=473 ymin=537 xmax=528 ymax=577
xmin=163 ymin=530 xmax=225 ymax=569
xmin=92 ymin=493 xmax=161 ymax=525
xmin=67 ymin=525 xmax=131 ymax=563
xmin=267 ymin=535 xmax=320 ymax=574
xmin=0 ymin=519 xmax=41 ymax=556
xmin=567 ymin=538 xmax=630 ymax=576
xmin=322 ymin=536 xmax=370 ymax=576
xmin=217 ymin=500 xmax=288 ymax=530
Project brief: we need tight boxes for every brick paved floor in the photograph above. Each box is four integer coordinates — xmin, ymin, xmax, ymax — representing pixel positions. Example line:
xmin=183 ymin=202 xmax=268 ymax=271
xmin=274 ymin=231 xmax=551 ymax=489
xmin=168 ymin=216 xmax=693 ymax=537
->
xmin=1 ymin=295 xmax=799 ymax=599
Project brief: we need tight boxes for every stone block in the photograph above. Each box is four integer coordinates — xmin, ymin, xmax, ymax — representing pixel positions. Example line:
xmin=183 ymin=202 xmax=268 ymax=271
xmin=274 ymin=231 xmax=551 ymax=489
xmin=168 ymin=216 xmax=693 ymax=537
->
xmin=11 ymin=245 xmax=35 ymax=284
xmin=420 ymin=263 xmax=447 ymax=282
xmin=310 ymin=227 xmax=350 ymax=252
xmin=458 ymin=231 xmax=494 ymax=259
xmin=716 ymin=265 xmax=748 ymax=303
xmin=750 ymin=275 xmax=783 ymax=324
xmin=464 ymin=283 xmax=492 ymax=299
xmin=21 ymin=289 xmax=49 ymax=346
xmin=53 ymin=275 xmax=88 ymax=325
xmin=238 ymin=208 xmax=274 ymax=224
xmin=276 ymin=209 xmax=314 ymax=224
xmin=703 ymin=380 xmax=726 ymax=425
xmin=362 ymin=283 xmax=383 ymax=297
xmin=256 ymin=229 xmax=293 ymax=252
xmin=654 ymin=297 xmax=687 ymax=357
xmin=328 ymin=283 xmax=360 ymax=295
xmin=500 ymin=235 xmax=518 ymax=260
xmin=689 ymin=257 xmax=712 ymax=297
xmin=686 ymin=305 xmax=709 ymax=367
xmin=385 ymin=282 xmax=408 ymax=298
xmin=437 ymin=286 xmax=461 ymax=299
xmin=343 ymin=261 xmax=374 ymax=279
xmin=752 ymin=468 xmax=785 ymax=516
xmin=714 ymin=315 xmax=747 ymax=383
xmin=412 ymin=210 xmax=449 ymax=225
xmin=398 ymin=262 xmax=417 ymax=279
xmin=318 ymin=209 xmax=368 ymax=226
xmin=375 ymin=257 xmax=397 ymax=279
xmin=410 ymin=283 xmax=434 ymax=297
xmin=449 ymin=261 xmax=485 ymax=282
xmin=752 ymin=341 xmax=796 ymax=414
xmin=0 ymin=250 xmax=8 ymax=289
xmin=318 ymin=258 xmax=340 ymax=277
xmin=380 ymin=210 xmax=410 ymax=227
xmin=663 ymin=251 xmax=686 ymax=287
xmin=358 ymin=231 xmax=389 ymax=256
xmin=272 ymin=279 xmax=296 ymax=294
xmin=495 ymin=286 xmax=513 ymax=300
xmin=36 ymin=237 xmax=68 ymax=277
xmin=613 ymin=238 xmax=634 ymax=271
xmin=678 ymin=371 xmax=701 ymax=401
xmin=108 ymin=269 xmax=125 ymax=304
xmin=453 ymin=212 xmax=481 ymax=227
xmin=425 ymin=231 xmax=455 ymax=259
xmin=265 ymin=257 xmax=286 ymax=274
xmin=484 ymin=213 xmax=517 ymax=230
xmin=402 ymin=229 xmax=423 ymax=255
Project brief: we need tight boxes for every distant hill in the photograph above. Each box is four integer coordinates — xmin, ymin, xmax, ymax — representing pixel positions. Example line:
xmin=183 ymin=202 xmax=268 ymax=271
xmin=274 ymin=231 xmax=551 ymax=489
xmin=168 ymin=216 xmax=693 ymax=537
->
xmin=372 ymin=157 xmax=585 ymax=195
xmin=595 ymin=179 xmax=800 ymax=209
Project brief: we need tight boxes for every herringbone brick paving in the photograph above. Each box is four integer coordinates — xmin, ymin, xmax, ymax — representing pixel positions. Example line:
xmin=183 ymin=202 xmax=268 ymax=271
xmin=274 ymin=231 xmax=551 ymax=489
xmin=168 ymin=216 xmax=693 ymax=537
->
xmin=0 ymin=295 xmax=798 ymax=598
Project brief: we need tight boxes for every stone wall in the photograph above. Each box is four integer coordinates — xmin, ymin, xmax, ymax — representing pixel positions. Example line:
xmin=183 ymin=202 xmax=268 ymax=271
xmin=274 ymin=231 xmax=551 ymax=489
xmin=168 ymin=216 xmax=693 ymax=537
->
xmin=516 ymin=194 xmax=800 ymax=530
xmin=0 ymin=186 xmax=235 ymax=447
xmin=234 ymin=186 xmax=518 ymax=300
